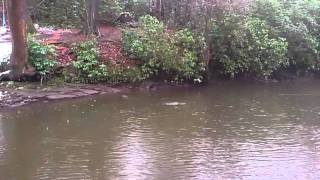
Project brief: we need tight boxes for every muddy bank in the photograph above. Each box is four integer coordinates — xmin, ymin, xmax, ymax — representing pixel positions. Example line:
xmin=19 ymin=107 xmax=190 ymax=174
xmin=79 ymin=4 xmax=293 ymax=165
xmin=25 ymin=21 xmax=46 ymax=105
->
xmin=1 ymin=68 xmax=317 ymax=109
xmin=0 ymin=83 xmax=123 ymax=108
xmin=0 ymin=81 xmax=195 ymax=108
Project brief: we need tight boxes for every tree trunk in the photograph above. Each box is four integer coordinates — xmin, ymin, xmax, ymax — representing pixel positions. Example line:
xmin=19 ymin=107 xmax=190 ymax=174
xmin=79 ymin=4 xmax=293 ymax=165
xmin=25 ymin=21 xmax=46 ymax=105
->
xmin=27 ymin=15 xmax=37 ymax=33
xmin=151 ymin=0 xmax=163 ymax=20
xmin=8 ymin=0 xmax=29 ymax=80
xmin=83 ymin=0 xmax=100 ymax=36
xmin=26 ymin=0 xmax=38 ymax=33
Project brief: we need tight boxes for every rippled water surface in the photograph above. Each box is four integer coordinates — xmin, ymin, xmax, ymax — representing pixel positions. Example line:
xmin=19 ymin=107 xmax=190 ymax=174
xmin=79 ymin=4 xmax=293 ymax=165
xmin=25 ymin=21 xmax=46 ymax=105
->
xmin=1 ymin=80 xmax=320 ymax=179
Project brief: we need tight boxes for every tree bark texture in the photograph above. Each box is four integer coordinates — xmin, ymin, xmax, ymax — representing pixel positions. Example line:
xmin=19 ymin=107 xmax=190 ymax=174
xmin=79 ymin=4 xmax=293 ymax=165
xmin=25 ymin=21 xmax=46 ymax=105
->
xmin=83 ymin=0 xmax=100 ymax=36
xmin=8 ymin=0 xmax=29 ymax=80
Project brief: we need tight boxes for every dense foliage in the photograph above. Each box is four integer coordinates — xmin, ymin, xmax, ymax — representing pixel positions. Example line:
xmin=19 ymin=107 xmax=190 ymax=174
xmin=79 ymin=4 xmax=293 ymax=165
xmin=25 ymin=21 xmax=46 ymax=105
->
xmin=71 ymin=40 xmax=144 ymax=84
xmin=20 ymin=0 xmax=320 ymax=83
xmin=35 ymin=0 xmax=83 ymax=28
xmin=28 ymin=37 xmax=57 ymax=82
xmin=211 ymin=15 xmax=288 ymax=78
xmin=252 ymin=0 xmax=320 ymax=74
xmin=123 ymin=15 xmax=206 ymax=82
xmin=34 ymin=0 xmax=148 ymax=27
xmin=72 ymin=40 xmax=108 ymax=83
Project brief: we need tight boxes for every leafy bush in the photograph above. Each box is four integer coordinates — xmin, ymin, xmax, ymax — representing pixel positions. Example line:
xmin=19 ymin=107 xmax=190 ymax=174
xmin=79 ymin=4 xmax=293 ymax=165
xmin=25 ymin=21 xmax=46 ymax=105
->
xmin=100 ymin=0 xmax=125 ymax=23
xmin=107 ymin=65 xmax=145 ymax=84
xmin=37 ymin=0 xmax=83 ymax=28
xmin=211 ymin=14 xmax=288 ymax=78
xmin=72 ymin=40 xmax=108 ymax=83
xmin=71 ymin=40 xmax=145 ymax=84
xmin=252 ymin=0 xmax=320 ymax=73
xmin=99 ymin=0 xmax=148 ymax=23
xmin=123 ymin=15 xmax=206 ymax=82
xmin=28 ymin=37 xmax=58 ymax=82
xmin=175 ymin=29 xmax=198 ymax=49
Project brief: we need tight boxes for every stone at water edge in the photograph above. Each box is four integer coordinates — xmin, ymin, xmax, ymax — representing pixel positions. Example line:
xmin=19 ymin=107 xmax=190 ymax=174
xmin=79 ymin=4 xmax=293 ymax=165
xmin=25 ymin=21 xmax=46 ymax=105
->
xmin=78 ymin=89 xmax=100 ymax=95
xmin=46 ymin=94 xmax=79 ymax=100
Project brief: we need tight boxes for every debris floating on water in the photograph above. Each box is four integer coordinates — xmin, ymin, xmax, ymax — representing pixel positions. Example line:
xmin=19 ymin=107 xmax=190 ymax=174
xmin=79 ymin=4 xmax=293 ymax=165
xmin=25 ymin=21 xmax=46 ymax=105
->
xmin=163 ymin=102 xmax=186 ymax=106
xmin=254 ymin=114 xmax=268 ymax=117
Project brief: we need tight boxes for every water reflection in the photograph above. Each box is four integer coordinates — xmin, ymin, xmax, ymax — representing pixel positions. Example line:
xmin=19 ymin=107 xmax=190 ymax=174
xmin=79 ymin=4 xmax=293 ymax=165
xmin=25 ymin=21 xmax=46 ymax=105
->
xmin=0 ymin=80 xmax=320 ymax=179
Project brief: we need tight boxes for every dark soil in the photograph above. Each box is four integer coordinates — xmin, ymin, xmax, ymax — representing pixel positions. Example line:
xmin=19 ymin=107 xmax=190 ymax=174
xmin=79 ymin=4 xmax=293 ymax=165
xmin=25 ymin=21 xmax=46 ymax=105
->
xmin=36 ymin=25 xmax=131 ymax=67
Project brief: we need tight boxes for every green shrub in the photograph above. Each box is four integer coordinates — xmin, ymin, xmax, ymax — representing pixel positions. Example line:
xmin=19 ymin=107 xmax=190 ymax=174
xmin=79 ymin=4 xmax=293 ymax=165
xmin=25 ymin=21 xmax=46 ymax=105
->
xmin=100 ymin=0 xmax=125 ymax=23
xmin=107 ymin=66 xmax=145 ymax=84
xmin=37 ymin=0 xmax=83 ymax=28
xmin=211 ymin=15 xmax=288 ymax=78
xmin=174 ymin=29 xmax=207 ymax=81
xmin=28 ymin=37 xmax=58 ymax=83
xmin=71 ymin=39 xmax=147 ymax=84
xmin=72 ymin=40 xmax=108 ymax=83
xmin=252 ymin=0 xmax=320 ymax=73
xmin=175 ymin=29 xmax=198 ymax=49
xmin=123 ymin=15 xmax=206 ymax=82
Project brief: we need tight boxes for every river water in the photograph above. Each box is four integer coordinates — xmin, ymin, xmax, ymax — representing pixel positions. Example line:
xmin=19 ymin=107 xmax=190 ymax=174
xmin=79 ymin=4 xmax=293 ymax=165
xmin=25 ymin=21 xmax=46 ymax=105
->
xmin=1 ymin=80 xmax=320 ymax=179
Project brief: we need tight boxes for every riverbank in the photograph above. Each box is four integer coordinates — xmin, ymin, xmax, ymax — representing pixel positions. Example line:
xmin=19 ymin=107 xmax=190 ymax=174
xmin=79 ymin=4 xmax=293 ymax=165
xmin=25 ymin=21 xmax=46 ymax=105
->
xmin=0 ymin=80 xmax=197 ymax=108
xmin=0 ymin=81 xmax=127 ymax=108
xmin=1 ymin=24 xmax=319 ymax=109
xmin=0 ymin=76 xmax=311 ymax=109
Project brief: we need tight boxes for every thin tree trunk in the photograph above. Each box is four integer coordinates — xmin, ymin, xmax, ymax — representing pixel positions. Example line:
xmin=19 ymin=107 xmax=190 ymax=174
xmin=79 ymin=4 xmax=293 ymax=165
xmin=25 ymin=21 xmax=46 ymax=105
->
xmin=26 ymin=0 xmax=38 ymax=33
xmin=155 ymin=0 xmax=163 ymax=20
xmin=204 ymin=1 xmax=213 ymax=77
xmin=83 ymin=0 xmax=100 ymax=36
xmin=27 ymin=15 xmax=36 ymax=33
xmin=8 ymin=0 xmax=29 ymax=80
